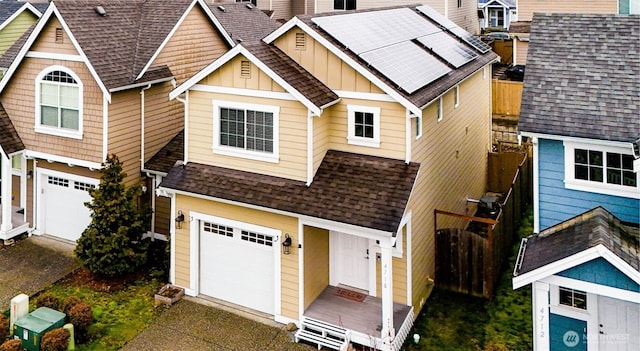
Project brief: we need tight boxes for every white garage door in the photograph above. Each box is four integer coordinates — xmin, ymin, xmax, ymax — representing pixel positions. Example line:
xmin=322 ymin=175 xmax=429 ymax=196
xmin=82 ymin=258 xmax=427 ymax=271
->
xmin=199 ymin=220 xmax=275 ymax=314
xmin=42 ymin=174 xmax=96 ymax=242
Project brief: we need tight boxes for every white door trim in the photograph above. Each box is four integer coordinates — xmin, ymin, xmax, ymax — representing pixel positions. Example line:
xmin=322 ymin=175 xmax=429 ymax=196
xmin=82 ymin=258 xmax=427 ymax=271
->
xmin=34 ymin=168 xmax=98 ymax=238
xmin=329 ymin=231 xmax=374 ymax=294
xmin=188 ymin=211 xmax=281 ymax=316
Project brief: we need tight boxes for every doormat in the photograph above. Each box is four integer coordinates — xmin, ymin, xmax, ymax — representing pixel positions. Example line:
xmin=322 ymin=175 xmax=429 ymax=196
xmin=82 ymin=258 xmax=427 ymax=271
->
xmin=335 ymin=288 xmax=366 ymax=303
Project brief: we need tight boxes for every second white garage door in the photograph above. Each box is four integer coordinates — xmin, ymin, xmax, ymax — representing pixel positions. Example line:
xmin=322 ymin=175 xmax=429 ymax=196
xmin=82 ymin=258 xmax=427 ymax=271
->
xmin=41 ymin=172 xmax=97 ymax=242
xmin=199 ymin=220 xmax=276 ymax=314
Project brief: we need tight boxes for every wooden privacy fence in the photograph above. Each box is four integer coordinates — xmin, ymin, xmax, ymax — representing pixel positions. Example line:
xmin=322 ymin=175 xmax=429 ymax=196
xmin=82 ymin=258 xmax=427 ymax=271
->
xmin=435 ymin=151 xmax=531 ymax=299
xmin=492 ymin=79 xmax=523 ymax=116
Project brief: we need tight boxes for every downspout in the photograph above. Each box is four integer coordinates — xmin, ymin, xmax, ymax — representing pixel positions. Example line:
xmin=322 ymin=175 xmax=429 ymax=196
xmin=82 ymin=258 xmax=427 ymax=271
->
xmin=405 ymin=109 xmax=412 ymax=163
xmin=306 ymin=110 xmax=314 ymax=186
xmin=175 ymin=93 xmax=188 ymax=165
xmin=140 ymin=84 xmax=151 ymax=172
xmin=29 ymin=159 xmax=38 ymax=233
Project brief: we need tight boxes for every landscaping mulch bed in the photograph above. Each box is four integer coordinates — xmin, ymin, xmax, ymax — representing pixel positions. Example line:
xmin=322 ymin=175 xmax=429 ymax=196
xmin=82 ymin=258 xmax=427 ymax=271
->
xmin=57 ymin=267 xmax=148 ymax=293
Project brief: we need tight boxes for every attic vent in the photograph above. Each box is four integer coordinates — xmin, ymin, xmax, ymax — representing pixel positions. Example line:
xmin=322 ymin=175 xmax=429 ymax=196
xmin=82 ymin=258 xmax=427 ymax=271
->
xmin=295 ymin=32 xmax=306 ymax=50
xmin=55 ymin=28 xmax=63 ymax=44
xmin=240 ymin=60 xmax=251 ymax=79
xmin=95 ymin=6 xmax=106 ymax=16
xmin=246 ymin=4 xmax=253 ymax=9
xmin=218 ymin=5 xmax=225 ymax=12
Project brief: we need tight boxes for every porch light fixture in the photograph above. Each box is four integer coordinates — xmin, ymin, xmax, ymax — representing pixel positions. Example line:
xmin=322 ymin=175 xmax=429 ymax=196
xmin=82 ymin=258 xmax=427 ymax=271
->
xmin=282 ymin=234 xmax=292 ymax=255
xmin=175 ymin=210 xmax=185 ymax=229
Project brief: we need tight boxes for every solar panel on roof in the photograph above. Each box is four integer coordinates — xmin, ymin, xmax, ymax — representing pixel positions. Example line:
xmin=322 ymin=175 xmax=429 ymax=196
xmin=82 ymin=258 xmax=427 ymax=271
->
xmin=416 ymin=32 xmax=477 ymax=68
xmin=416 ymin=5 xmax=492 ymax=53
xmin=360 ymin=41 xmax=451 ymax=94
xmin=312 ymin=7 xmax=441 ymax=55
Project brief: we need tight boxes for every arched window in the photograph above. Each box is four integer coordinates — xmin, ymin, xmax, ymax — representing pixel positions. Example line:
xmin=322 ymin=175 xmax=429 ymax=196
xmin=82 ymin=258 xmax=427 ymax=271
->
xmin=35 ymin=67 xmax=82 ymax=139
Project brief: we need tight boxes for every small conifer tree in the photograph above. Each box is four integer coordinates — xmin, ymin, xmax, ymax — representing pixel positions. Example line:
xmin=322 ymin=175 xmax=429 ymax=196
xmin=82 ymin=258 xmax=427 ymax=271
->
xmin=74 ymin=154 xmax=151 ymax=277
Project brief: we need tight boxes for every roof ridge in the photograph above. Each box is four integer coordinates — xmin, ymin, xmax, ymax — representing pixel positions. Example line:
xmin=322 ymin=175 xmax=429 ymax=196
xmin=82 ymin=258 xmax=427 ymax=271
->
xmin=130 ymin=0 xmax=147 ymax=82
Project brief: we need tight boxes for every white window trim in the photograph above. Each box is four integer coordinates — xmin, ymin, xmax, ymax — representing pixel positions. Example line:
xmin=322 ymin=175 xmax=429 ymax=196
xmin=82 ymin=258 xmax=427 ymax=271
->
xmin=436 ymin=97 xmax=443 ymax=122
xmin=212 ymin=100 xmax=280 ymax=163
xmin=34 ymin=65 xmax=83 ymax=140
xmin=454 ymin=85 xmax=460 ymax=108
xmin=347 ymin=104 xmax=381 ymax=148
xmin=563 ymin=141 xmax=639 ymax=199
xmin=415 ymin=116 xmax=422 ymax=140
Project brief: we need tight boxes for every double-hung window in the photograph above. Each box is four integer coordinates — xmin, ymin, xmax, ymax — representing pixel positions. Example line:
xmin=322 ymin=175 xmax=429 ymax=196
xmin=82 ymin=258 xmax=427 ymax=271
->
xmin=35 ymin=67 xmax=82 ymax=139
xmin=213 ymin=101 xmax=279 ymax=163
xmin=564 ymin=141 xmax=638 ymax=198
xmin=347 ymin=105 xmax=380 ymax=148
xmin=334 ymin=0 xmax=356 ymax=10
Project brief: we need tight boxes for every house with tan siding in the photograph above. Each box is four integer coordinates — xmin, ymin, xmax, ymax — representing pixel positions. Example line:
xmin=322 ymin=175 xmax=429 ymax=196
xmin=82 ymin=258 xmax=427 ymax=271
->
xmin=0 ymin=0 xmax=278 ymax=242
xmin=159 ymin=4 xmax=498 ymax=350
xmin=215 ymin=0 xmax=481 ymax=33
xmin=509 ymin=0 xmax=638 ymax=64
xmin=0 ymin=1 xmax=47 ymax=57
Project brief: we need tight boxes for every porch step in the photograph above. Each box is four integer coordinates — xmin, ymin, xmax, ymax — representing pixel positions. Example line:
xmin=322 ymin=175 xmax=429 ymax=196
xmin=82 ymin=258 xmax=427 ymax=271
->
xmin=294 ymin=317 xmax=350 ymax=351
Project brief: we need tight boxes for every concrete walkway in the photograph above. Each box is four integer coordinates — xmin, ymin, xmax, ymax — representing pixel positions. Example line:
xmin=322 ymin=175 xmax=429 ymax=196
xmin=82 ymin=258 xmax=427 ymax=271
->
xmin=121 ymin=297 xmax=317 ymax=351
xmin=0 ymin=235 xmax=79 ymax=311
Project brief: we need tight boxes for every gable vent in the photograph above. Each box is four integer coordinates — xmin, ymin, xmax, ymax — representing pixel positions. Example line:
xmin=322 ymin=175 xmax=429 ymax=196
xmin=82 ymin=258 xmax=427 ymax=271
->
xmin=95 ymin=6 xmax=106 ymax=16
xmin=240 ymin=60 xmax=251 ymax=79
xmin=55 ymin=28 xmax=63 ymax=44
xmin=295 ymin=32 xmax=306 ymax=50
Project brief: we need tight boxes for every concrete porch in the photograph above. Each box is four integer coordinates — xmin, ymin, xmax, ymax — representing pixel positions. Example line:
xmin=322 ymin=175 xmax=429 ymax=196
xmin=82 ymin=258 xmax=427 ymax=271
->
xmin=0 ymin=205 xmax=29 ymax=241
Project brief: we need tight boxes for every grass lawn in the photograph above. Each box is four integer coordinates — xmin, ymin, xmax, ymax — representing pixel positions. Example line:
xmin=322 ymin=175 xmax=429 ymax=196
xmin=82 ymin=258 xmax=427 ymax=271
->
xmin=32 ymin=276 xmax=164 ymax=351
xmin=402 ymin=211 xmax=534 ymax=351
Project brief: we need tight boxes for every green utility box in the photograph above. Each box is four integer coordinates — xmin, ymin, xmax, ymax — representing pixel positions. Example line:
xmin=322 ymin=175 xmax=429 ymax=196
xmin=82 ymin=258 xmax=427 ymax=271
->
xmin=13 ymin=307 xmax=66 ymax=351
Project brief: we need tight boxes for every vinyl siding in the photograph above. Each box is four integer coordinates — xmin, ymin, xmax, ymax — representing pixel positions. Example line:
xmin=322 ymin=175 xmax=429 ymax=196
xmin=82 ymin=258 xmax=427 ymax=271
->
xmin=314 ymin=0 xmax=445 ymax=14
xmin=187 ymin=55 xmax=308 ymax=182
xmin=149 ymin=4 xmax=230 ymax=85
xmin=30 ymin=17 xmax=78 ymax=55
xmin=513 ymin=39 xmax=529 ymax=65
xmin=108 ymin=89 xmax=142 ymax=186
xmin=154 ymin=193 xmax=171 ymax=235
xmin=143 ymin=82 xmax=184 ymax=164
xmin=407 ymin=69 xmax=492 ymax=310
xmin=271 ymin=0 xmax=293 ymax=21
xmin=173 ymin=194 xmax=300 ymax=319
xmin=304 ymin=226 xmax=329 ymax=309
xmin=0 ymin=11 xmax=39 ymax=55
xmin=1 ymin=58 xmax=103 ymax=162
xmin=446 ymin=0 xmax=480 ymax=34
xmin=518 ymin=0 xmax=618 ymax=21
xmin=537 ymin=139 xmax=639 ymax=230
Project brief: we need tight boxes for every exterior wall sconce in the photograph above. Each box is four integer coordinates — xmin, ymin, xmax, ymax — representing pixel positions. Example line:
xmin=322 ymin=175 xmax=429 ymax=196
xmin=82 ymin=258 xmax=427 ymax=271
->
xmin=175 ymin=210 xmax=185 ymax=229
xmin=282 ymin=234 xmax=292 ymax=255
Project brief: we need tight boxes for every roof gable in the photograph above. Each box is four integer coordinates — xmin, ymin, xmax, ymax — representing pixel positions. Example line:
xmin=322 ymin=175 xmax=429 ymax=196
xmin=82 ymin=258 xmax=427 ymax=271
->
xmin=0 ymin=2 xmax=43 ymax=30
xmin=170 ymin=42 xmax=339 ymax=115
xmin=513 ymin=206 xmax=640 ymax=288
xmin=518 ymin=14 xmax=640 ymax=143
xmin=264 ymin=4 xmax=498 ymax=114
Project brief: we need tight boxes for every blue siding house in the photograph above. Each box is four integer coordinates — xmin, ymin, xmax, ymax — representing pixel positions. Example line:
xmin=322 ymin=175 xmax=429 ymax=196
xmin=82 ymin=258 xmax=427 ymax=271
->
xmin=512 ymin=13 xmax=640 ymax=351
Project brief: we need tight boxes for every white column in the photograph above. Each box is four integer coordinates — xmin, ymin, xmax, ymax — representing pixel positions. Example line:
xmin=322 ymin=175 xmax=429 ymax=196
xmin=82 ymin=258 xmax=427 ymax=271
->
xmin=380 ymin=239 xmax=395 ymax=341
xmin=532 ymin=281 xmax=550 ymax=351
xmin=1 ymin=153 xmax=13 ymax=232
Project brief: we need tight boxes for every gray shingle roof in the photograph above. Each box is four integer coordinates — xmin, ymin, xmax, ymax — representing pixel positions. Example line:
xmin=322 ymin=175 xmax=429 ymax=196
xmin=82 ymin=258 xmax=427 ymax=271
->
xmin=0 ymin=102 xmax=24 ymax=155
xmin=297 ymin=4 xmax=499 ymax=109
xmin=518 ymin=13 xmax=640 ymax=143
xmin=159 ymin=150 xmax=420 ymax=233
xmin=242 ymin=41 xmax=339 ymax=108
xmin=514 ymin=206 xmax=640 ymax=276
xmin=206 ymin=2 xmax=280 ymax=43
xmin=144 ymin=129 xmax=183 ymax=174
xmin=0 ymin=2 xmax=28 ymax=24
xmin=1 ymin=0 xmax=279 ymax=90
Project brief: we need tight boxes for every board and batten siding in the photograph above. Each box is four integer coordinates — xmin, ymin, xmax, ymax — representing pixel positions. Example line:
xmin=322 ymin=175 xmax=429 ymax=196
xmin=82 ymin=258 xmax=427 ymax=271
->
xmin=186 ymin=55 xmax=309 ymax=182
xmin=518 ymin=0 xmax=617 ymax=21
xmin=303 ymin=225 xmax=330 ymax=309
xmin=1 ymin=57 xmax=103 ymax=162
xmin=108 ymin=90 xmax=142 ymax=186
xmin=149 ymin=4 xmax=230 ymax=86
xmin=0 ymin=11 xmax=39 ymax=55
xmin=407 ymin=68 xmax=492 ymax=310
xmin=537 ymin=139 xmax=639 ymax=230
xmin=173 ymin=194 xmax=300 ymax=320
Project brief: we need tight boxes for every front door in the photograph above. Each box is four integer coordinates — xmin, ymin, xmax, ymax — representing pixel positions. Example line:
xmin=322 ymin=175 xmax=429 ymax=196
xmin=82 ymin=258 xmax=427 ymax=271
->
xmin=332 ymin=233 xmax=369 ymax=291
xmin=598 ymin=296 xmax=640 ymax=351
xmin=549 ymin=313 xmax=587 ymax=351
